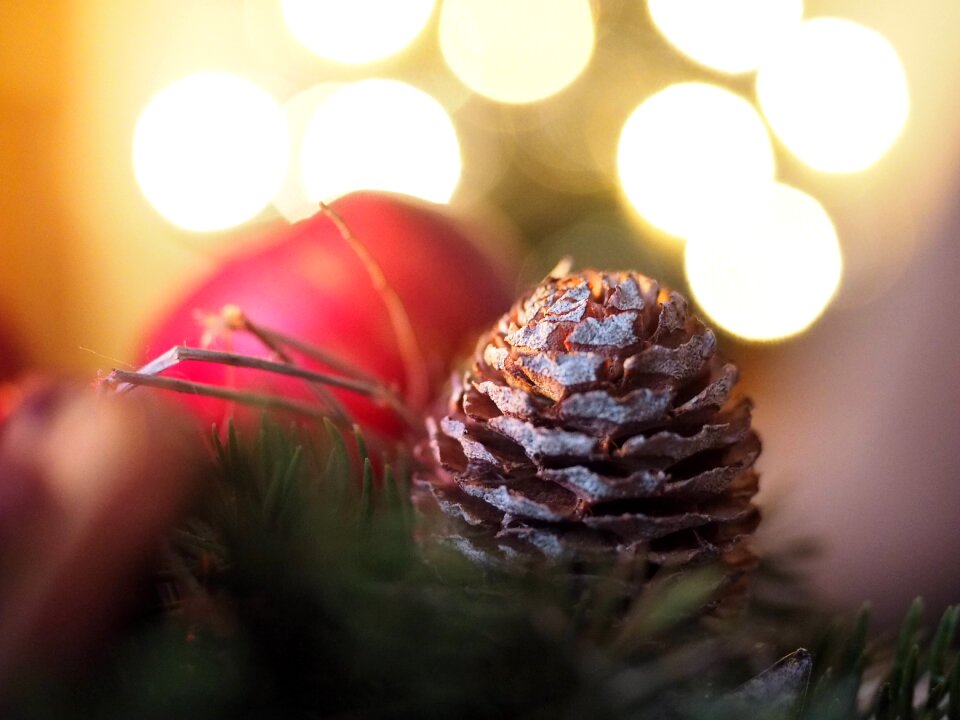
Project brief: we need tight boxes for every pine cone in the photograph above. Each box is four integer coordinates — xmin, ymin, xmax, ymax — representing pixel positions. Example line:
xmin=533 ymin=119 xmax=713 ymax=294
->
xmin=416 ymin=269 xmax=761 ymax=594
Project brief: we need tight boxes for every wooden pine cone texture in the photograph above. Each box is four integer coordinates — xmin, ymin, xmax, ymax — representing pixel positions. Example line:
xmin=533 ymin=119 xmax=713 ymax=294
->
xmin=416 ymin=269 xmax=761 ymax=588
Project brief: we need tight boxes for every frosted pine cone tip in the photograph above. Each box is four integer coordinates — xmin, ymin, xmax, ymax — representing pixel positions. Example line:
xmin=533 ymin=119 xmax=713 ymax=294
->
xmin=416 ymin=269 xmax=761 ymax=591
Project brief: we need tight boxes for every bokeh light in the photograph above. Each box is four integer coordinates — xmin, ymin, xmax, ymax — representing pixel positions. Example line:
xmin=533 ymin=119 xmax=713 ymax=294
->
xmin=684 ymin=183 xmax=842 ymax=341
xmin=617 ymin=82 xmax=776 ymax=240
xmin=648 ymin=0 xmax=803 ymax=74
xmin=757 ymin=17 xmax=910 ymax=173
xmin=280 ymin=0 xmax=436 ymax=65
xmin=438 ymin=0 xmax=595 ymax=104
xmin=300 ymin=79 xmax=461 ymax=204
xmin=273 ymin=83 xmax=345 ymax=222
xmin=133 ymin=72 xmax=288 ymax=233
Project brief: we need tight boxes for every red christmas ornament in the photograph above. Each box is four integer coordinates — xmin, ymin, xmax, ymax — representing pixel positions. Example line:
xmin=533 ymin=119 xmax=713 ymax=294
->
xmin=140 ymin=192 xmax=516 ymax=439
xmin=0 ymin=382 xmax=201 ymax=680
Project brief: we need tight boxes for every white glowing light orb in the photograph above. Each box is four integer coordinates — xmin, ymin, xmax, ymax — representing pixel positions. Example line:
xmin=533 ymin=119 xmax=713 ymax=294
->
xmin=648 ymin=0 xmax=803 ymax=74
xmin=438 ymin=0 xmax=595 ymax=104
xmin=281 ymin=0 xmax=436 ymax=64
xmin=617 ymin=83 xmax=776 ymax=239
xmin=273 ymin=83 xmax=345 ymax=222
xmin=300 ymin=79 xmax=461 ymax=204
xmin=133 ymin=73 xmax=288 ymax=232
xmin=757 ymin=18 xmax=909 ymax=173
xmin=685 ymin=183 xmax=843 ymax=342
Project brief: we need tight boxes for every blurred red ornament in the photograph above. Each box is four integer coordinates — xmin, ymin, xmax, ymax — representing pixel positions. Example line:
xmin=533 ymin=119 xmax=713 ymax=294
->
xmin=0 ymin=381 xmax=202 ymax=684
xmin=140 ymin=192 xmax=516 ymax=439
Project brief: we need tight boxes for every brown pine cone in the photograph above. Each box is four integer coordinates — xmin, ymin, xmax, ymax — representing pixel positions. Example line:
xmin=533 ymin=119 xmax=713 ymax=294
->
xmin=416 ymin=269 xmax=761 ymax=593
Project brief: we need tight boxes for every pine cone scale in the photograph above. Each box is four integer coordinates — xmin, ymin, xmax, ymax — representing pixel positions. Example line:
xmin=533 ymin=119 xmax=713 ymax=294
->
xmin=623 ymin=329 xmax=716 ymax=380
xmin=460 ymin=477 xmax=579 ymax=522
xmin=581 ymin=501 xmax=756 ymax=543
xmin=618 ymin=397 xmax=752 ymax=460
xmin=541 ymin=466 xmax=666 ymax=503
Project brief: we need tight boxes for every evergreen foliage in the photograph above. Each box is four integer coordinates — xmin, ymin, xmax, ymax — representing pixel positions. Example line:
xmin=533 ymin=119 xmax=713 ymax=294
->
xmin=8 ymin=420 xmax=959 ymax=719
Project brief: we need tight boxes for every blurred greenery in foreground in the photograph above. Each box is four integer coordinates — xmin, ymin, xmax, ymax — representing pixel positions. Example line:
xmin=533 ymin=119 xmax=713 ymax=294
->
xmin=8 ymin=420 xmax=959 ymax=720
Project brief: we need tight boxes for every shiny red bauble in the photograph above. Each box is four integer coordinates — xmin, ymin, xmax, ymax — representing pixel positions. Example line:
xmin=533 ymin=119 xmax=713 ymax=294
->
xmin=141 ymin=192 xmax=516 ymax=440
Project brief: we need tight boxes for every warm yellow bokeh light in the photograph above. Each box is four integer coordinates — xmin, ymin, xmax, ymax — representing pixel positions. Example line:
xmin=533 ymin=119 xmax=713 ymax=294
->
xmin=273 ymin=83 xmax=345 ymax=222
xmin=280 ymin=0 xmax=435 ymax=64
xmin=617 ymin=83 xmax=776 ymax=240
xmin=438 ymin=0 xmax=595 ymax=104
xmin=133 ymin=72 xmax=288 ymax=232
xmin=300 ymin=79 xmax=461 ymax=204
xmin=685 ymin=183 xmax=842 ymax=342
xmin=648 ymin=0 xmax=803 ymax=74
xmin=757 ymin=18 xmax=909 ymax=173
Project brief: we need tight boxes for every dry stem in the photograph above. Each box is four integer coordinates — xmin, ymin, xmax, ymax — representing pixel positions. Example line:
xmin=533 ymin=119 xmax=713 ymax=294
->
xmin=319 ymin=203 xmax=429 ymax=409
xmin=108 ymin=346 xmax=419 ymax=430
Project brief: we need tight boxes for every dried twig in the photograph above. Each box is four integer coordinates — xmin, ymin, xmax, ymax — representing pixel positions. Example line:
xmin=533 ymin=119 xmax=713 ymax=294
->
xmin=215 ymin=305 xmax=353 ymax=425
xmin=109 ymin=346 xmax=419 ymax=430
xmin=106 ymin=370 xmax=329 ymax=419
xmin=319 ymin=203 xmax=429 ymax=408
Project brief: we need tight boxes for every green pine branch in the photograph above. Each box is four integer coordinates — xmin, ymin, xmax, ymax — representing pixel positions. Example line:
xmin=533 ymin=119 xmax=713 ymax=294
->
xmin=8 ymin=419 xmax=958 ymax=720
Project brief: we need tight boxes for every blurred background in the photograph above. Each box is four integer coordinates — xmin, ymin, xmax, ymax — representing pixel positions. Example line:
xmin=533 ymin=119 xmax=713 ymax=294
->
xmin=0 ymin=0 xmax=958 ymax=621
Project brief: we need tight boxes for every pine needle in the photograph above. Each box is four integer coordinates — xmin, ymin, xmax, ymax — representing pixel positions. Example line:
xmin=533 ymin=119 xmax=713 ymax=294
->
xmin=360 ymin=457 xmax=374 ymax=523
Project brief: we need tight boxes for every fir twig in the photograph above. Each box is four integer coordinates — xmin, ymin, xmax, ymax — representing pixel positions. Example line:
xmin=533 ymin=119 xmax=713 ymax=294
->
xmin=10 ymin=419 xmax=958 ymax=720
